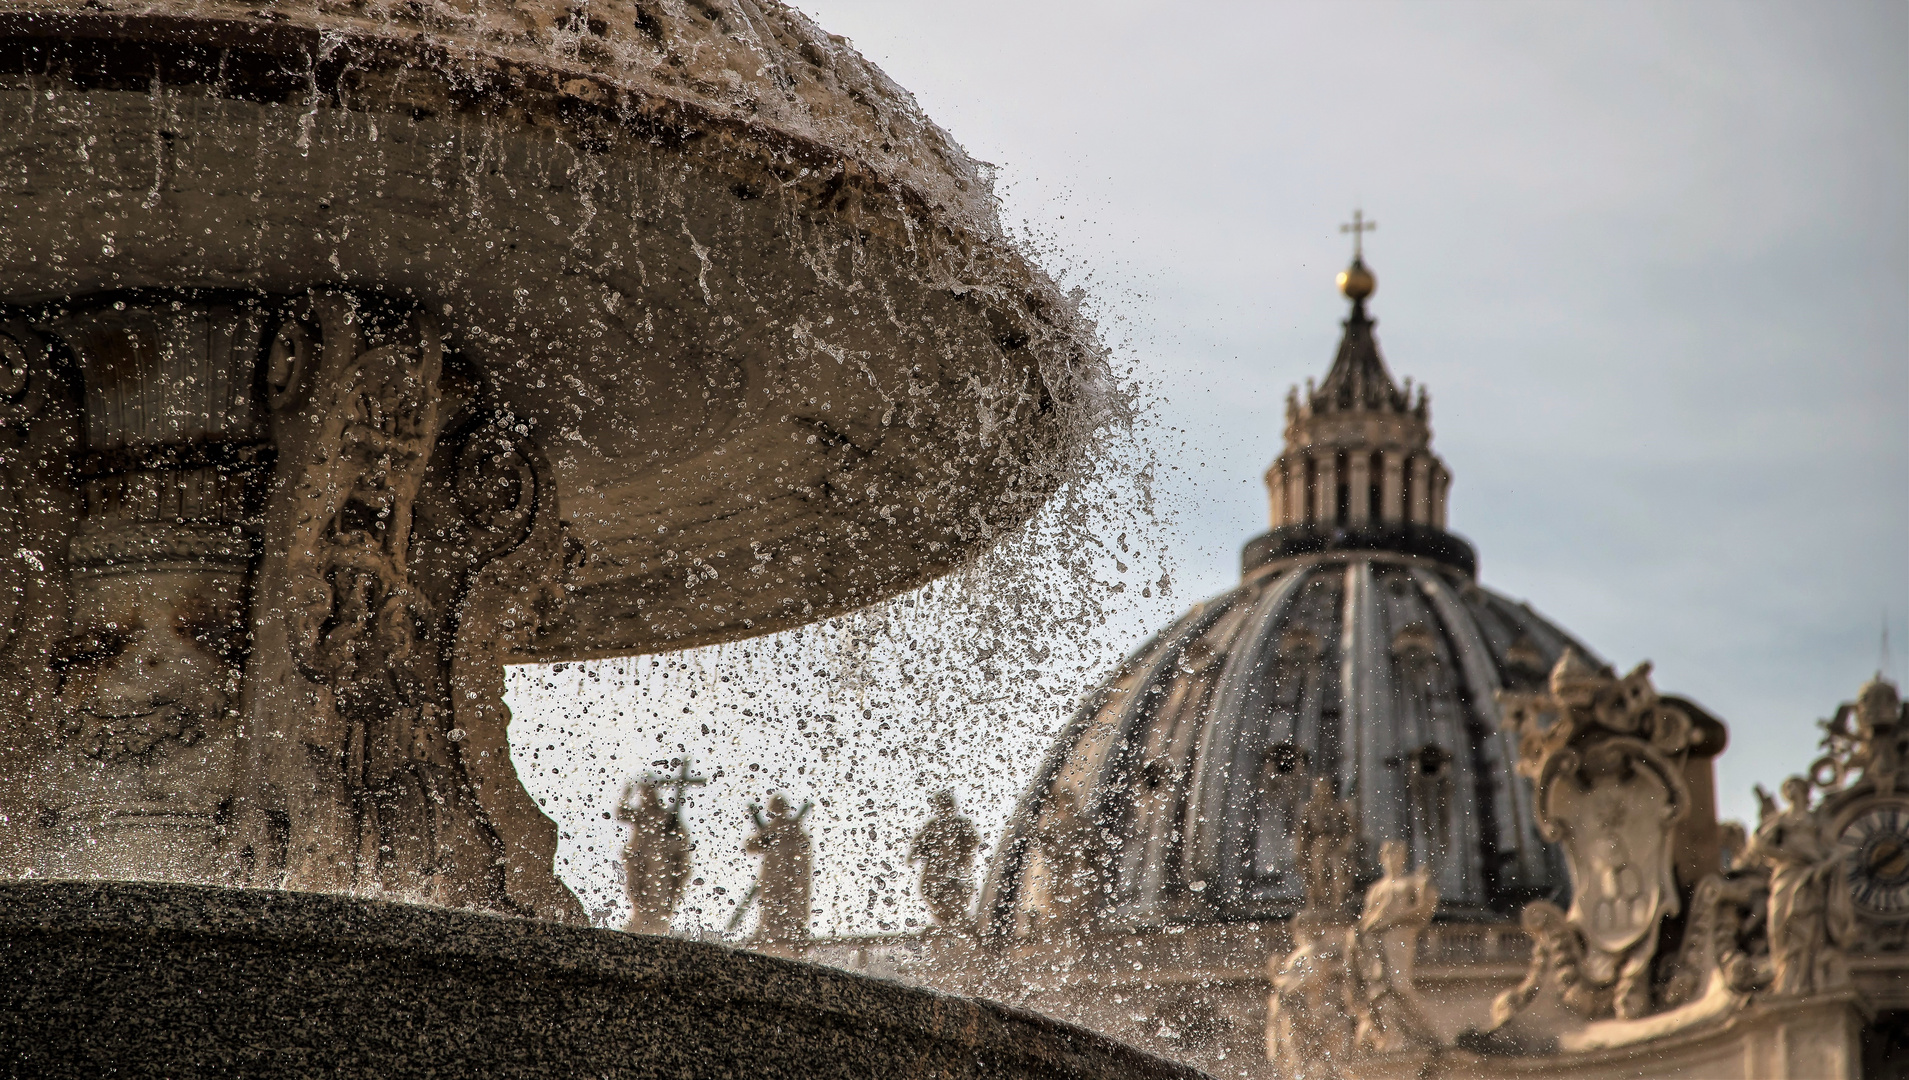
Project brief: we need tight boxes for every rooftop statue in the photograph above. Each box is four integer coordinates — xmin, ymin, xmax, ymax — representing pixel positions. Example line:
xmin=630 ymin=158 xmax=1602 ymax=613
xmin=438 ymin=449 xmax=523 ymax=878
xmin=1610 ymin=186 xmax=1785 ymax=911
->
xmin=1744 ymin=776 xmax=1855 ymax=995
xmin=1265 ymin=929 xmax=1356 ymax=1080
xmin=910 ymin=790 xmax=980 ymax=931
xmin=616 ymin=775 xmax=694 ymax=937
xmin=1295 ymin=777 xmax=1358 ymax=918
xmin=745 ymin=793 xmax=814 ymax=948
xmin=1349 ymin=840 xmax=1440 ymax=1053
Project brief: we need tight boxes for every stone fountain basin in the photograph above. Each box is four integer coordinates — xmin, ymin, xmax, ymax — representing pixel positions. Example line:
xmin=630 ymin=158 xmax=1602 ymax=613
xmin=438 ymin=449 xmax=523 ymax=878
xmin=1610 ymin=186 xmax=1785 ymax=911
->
xmin=0 ymin=880 xmax=1202 ymax=1079
xmin=0 ymin=8 xmax=1102 ymax=656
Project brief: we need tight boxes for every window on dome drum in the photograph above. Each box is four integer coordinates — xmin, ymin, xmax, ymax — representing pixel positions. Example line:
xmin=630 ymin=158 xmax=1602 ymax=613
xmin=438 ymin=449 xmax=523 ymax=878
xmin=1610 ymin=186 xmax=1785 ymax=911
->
xmin=1304 ymin=458 xmax=1319 ymax=525
xmin=1334 ymin=449 xmax=1350 ymax=524
xmin=1251 ymin=743 xmax=1311 ymax=883
xmin=1402 ymin=457 xmax=1417 ymax=525
xmin=1409 ymin=744 xmax=1454 ymax=859
xmin=1368 ymin=451 xmax=1384 ymax=523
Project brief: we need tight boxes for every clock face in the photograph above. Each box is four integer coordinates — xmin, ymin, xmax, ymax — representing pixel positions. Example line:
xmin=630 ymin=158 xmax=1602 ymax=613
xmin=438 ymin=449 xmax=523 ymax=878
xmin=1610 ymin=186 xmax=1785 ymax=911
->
xmin=1839 ymin=802 xmax=1909 ymax=919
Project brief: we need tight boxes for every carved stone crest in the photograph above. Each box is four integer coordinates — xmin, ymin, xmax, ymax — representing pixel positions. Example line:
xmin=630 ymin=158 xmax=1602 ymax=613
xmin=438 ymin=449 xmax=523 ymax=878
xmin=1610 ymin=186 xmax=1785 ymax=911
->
xmin=1495 ymin=650 xmax=1698 ymax=1021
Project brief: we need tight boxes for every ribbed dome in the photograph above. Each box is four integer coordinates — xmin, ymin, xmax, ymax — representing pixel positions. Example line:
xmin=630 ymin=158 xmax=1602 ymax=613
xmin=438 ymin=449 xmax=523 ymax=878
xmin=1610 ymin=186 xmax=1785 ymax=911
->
xmin=981 ymin=555 xmax=1587 ymax=935
xmin=981 ymin=249 xmax=1592 ymax=937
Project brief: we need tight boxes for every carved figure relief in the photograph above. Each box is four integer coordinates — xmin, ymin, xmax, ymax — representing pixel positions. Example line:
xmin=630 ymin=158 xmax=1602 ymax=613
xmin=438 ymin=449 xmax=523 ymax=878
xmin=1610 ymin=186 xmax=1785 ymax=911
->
xmin=250 ymin=292 xmax=580 ymax=920
xmin=286 ymin=307 xmax=443 ymax=730
xmin=280 ymin=302 xmax=458 ymax=898
xmin=910 ymin=789 xmax=980 ymax=929
xmin=1495 ymin=650 xmax=1698 ymax=1021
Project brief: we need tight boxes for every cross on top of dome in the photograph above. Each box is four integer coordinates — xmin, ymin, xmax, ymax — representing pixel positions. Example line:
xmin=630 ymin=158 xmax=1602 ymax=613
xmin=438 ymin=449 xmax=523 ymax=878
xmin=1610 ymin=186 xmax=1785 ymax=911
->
xmin=1337 ymin=209 xmax=1377 ymax=301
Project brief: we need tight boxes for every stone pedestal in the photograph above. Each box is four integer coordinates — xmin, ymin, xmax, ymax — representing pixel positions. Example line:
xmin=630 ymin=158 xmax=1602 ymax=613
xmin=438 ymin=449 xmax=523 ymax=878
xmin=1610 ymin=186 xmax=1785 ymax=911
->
xmin=1372 ymin=992 xmax=1870 ymax=1080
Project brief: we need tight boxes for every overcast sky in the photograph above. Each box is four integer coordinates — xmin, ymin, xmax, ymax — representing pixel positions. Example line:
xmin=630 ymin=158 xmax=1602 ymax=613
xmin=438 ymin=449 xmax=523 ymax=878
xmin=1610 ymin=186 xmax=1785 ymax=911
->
xmin=511 ymin=1 xmax=1907 ymax=932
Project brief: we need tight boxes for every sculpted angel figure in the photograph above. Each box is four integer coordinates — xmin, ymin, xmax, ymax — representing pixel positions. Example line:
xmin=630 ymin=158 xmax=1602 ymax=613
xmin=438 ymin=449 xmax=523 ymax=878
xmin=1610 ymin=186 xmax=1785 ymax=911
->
xmin=1744 ymin=775 xmax=1854 ymax=995
xmin=909 ymin=790 xmax=980 ymax=930
xmin=616 ymin=780 xmax=690 ymax=935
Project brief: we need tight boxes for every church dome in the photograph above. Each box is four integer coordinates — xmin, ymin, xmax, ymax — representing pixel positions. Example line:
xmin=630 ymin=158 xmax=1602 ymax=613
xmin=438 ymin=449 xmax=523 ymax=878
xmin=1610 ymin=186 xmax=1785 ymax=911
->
xmin=980 ymin=254 xmax=1591 ymax=937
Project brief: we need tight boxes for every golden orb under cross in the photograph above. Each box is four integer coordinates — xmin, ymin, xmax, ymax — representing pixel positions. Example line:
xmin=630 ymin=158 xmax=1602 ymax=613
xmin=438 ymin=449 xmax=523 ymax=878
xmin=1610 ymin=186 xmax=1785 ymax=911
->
xmin=1337 ymin=209 xmax=1377 ymax=300
xmin=1337 ymin=256 xmax=1376 ymax=301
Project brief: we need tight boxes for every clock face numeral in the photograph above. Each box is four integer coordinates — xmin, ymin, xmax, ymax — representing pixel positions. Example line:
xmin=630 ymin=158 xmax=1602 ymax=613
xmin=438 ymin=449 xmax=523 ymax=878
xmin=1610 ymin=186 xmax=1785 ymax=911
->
xmin=1841 ymin=805 xmax=1909 ymax=918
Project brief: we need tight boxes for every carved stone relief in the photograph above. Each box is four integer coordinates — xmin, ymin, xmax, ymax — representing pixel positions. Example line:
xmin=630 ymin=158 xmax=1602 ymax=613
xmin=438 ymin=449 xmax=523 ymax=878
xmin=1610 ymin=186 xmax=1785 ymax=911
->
xmin=29 ymin=300 xmax=272 ymax=883
xmin=0 ymin=289 xmax=580 ymax=919
xmin=260 ymin=293 xmax=580 ymax=919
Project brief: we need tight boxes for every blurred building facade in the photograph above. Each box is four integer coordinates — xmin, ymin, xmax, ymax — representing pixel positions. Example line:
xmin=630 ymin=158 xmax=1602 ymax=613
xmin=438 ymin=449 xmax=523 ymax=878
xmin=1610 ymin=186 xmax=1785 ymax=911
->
xmin=800 ymin=254 xmax=1909 ymax=1080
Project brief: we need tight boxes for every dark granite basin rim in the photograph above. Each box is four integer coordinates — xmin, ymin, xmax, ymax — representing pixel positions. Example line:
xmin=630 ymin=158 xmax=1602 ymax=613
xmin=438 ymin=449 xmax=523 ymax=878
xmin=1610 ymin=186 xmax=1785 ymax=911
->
xmin=0 ymin=880 xmax=1207 ymax=1079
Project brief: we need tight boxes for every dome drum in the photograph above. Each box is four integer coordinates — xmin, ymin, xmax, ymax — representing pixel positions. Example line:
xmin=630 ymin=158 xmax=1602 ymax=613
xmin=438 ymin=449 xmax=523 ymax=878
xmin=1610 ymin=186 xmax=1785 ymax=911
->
xmin=1242 ymin=523 xmax=1478 ymax=579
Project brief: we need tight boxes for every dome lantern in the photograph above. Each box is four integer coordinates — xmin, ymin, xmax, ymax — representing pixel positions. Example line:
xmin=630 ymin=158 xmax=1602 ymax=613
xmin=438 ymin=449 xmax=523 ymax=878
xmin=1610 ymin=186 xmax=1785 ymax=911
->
xmin=1257 ymin=226 xmax=1468 ymax=577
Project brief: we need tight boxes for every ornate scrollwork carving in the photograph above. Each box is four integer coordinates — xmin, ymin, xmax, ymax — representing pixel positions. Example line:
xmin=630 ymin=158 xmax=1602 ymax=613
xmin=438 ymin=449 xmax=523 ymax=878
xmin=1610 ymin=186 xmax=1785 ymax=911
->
xmin=1663 ymin=866 xmax=1771 ymax=1007
xmin=0 ymin=326 xmax=43 ymax=657
xmin=286 ymin=314 xmax=443 ymax=711
xmin=432 ymin=411 xmax=583 ymax=921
